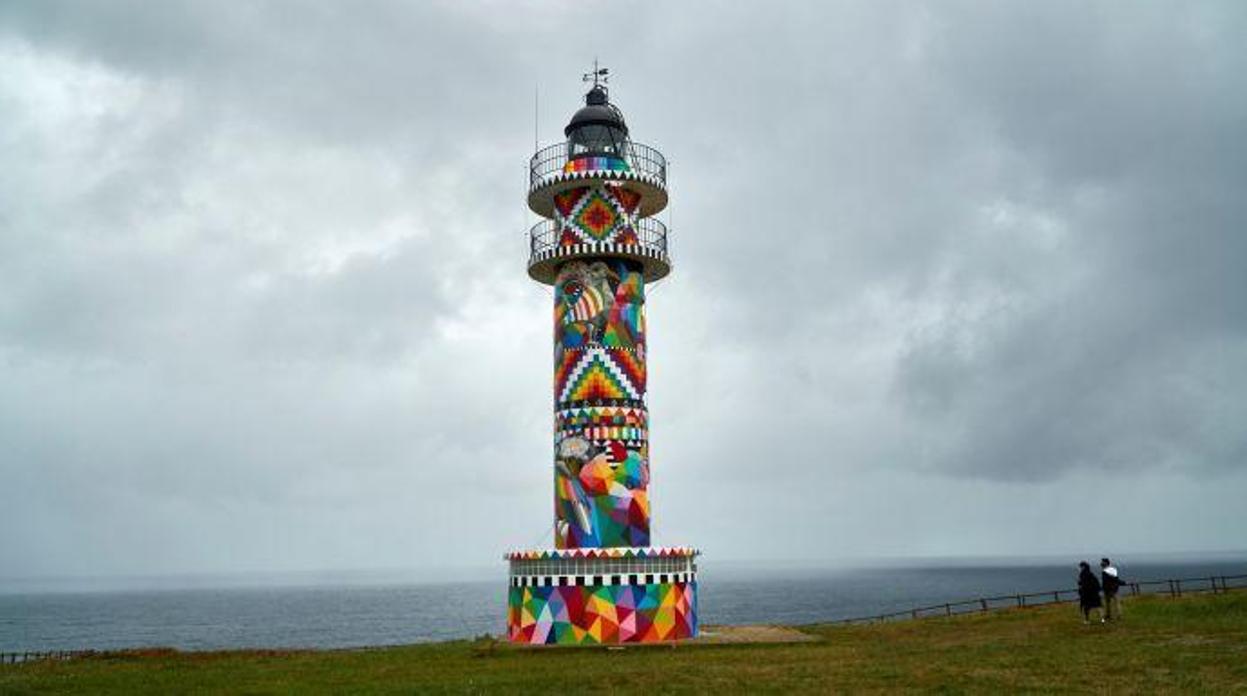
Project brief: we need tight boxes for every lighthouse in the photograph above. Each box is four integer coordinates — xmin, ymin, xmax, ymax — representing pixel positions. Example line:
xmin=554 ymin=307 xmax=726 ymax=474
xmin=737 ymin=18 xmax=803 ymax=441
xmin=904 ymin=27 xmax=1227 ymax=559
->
xmin=505 ymin=68 xmax=699 ymax=645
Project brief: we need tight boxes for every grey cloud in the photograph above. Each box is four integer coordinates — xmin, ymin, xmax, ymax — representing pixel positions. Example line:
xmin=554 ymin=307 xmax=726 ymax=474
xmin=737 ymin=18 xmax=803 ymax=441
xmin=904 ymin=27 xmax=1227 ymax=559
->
xmin=1 ymin=1 xmax=1244 ymax=580
xmin=642 ymin=1 xmax=1247 ymax=484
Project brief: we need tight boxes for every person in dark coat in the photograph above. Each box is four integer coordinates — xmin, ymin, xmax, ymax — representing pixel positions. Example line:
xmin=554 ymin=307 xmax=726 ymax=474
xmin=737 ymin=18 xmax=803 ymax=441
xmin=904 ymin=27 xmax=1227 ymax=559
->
xmin=1078 ymin=561 xmax=1104 ymax=624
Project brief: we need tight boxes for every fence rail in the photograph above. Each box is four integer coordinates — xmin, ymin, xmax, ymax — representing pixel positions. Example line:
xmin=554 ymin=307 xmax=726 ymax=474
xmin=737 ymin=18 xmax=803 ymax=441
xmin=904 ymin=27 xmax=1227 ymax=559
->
xmin=0 ymin=650 xmax=98 ymax=665
xmin=831 ymin=573 xmax=1247 ymax=626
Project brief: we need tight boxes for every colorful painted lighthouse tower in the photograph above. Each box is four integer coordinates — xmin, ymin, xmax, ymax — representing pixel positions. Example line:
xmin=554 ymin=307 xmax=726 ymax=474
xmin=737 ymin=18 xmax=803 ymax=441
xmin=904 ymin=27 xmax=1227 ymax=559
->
xmin=505 ymin=69 xmax=699 ymax=645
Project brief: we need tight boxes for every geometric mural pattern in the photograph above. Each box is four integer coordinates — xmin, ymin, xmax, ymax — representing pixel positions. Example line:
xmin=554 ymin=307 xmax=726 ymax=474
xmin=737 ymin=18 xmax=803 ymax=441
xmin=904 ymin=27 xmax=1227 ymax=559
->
xmin=603 ymin=268 xmax=644 ymax=348
xmin=561 ymin=155 xmax=632 ymax=175
xmin=555 ymin=440 xmax=650 ymax=548
xmin=506 ymin=546 xmax=694 ymax=561
xmin=508 ymin=581 xmax=697 ymax=645
xmin=553 ymin=182 xmax=643 ymax=247
xmin=574 ymin=191 xmax=619 ymax=241
xmin=556 ymin=348 xmax=644 ymax=402
xmin=556 ymin=405 xmax=647 ymax=444
xmin=553 ymin=259 xmax=650 ymax=549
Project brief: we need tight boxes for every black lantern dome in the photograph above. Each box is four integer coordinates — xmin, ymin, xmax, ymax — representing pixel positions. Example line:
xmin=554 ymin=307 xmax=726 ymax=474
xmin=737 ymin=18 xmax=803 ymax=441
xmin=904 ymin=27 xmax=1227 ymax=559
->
xmin=564 ymin=84 xmax=630 ymax=160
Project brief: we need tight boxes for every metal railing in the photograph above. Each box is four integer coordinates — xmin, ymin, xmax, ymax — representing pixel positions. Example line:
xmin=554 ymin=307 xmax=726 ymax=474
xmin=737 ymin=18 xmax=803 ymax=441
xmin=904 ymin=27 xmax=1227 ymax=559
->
xmin=829 ymin=573 xmax=1247 ymax=626
xmin=510 ymin=554 xmax=693 ymax=577
xmin=529 ymin=218 xmax=668 ymax=258
xmin=529 ymin=141 xmax=667 ymax=190
xmin=1 ymin=649 xmax=98 ymax=665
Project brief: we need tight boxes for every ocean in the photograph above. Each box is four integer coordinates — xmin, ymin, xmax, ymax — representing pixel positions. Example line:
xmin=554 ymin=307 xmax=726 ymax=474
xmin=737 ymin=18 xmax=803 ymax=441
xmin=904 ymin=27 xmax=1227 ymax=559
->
xmin=2 ymin=555 xmax=1244 ymax=652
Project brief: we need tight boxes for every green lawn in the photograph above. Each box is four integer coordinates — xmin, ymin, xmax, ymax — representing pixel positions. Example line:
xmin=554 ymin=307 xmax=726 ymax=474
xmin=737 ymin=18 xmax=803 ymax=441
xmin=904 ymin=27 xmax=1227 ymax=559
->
xmin=3 ymin=592 xmax=1245 ymax=694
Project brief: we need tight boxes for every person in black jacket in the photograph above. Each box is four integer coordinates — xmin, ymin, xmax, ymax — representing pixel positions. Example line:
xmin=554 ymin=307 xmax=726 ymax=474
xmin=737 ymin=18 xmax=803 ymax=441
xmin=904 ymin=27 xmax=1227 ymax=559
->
xmin=1078 ymin=561 xmax=1104 ymax=624
xmin=1101 ymin=557 xmax=1124 ymax=621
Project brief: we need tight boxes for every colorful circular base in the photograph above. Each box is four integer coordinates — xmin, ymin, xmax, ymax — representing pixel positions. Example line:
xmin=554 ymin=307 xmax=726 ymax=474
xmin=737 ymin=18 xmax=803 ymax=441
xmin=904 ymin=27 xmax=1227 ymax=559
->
xmin=506 ymin=547 xmax=699 ymax=644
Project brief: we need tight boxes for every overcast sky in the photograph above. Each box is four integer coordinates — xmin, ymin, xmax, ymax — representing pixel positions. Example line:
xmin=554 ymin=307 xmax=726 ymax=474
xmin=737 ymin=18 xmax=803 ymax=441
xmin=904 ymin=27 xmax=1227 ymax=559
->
xmin=2 ymin=1 xmax=1244 ymax=585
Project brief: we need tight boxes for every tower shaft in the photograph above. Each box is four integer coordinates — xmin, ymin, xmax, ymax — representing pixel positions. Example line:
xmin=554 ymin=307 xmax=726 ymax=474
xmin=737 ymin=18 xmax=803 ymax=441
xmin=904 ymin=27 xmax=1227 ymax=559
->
xmin=551 ymin=183 xmax=650 ymax=549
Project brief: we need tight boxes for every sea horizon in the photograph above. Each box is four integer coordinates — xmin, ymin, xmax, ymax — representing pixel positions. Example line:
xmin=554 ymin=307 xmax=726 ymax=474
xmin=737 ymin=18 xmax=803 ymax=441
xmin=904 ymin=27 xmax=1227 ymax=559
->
xmin=6 ymin=548 xmax=1246 ymax=596
xmin=3 ymin=551 xmax=1244 ymax=653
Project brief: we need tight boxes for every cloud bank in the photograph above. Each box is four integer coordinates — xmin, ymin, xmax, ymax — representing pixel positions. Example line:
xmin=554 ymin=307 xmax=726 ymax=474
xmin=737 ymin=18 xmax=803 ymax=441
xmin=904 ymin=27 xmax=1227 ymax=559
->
xmin=1 ymin=1 xmax=1244 ymax=581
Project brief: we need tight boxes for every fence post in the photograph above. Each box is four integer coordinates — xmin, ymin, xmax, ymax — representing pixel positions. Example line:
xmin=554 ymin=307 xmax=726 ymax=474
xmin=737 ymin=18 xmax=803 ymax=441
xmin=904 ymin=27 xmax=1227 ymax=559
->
xmin=980 ymin=598 xmax=988 ymax=612
xmin=1168 ymin=580 xmax=1175 ymax=598
xmin=945 ymin=603 xmax=952 ymax=617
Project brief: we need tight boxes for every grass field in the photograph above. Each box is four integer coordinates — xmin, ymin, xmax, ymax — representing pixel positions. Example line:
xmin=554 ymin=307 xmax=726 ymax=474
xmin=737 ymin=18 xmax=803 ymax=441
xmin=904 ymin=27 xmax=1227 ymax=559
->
xmin=3 ymin=592 xmax=1245 ymax=694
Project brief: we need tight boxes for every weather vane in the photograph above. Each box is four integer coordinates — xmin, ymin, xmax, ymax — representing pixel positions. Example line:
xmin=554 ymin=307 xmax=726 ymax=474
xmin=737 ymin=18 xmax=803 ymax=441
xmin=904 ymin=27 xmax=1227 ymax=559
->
xmin=582 ymin=59 xmax=609 ymax=87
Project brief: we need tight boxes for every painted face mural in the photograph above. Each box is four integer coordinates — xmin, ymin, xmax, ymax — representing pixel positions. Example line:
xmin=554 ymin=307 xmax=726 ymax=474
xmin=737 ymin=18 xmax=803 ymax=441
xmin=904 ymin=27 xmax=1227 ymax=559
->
xmin=553 ymin=259 xmax=649 ymax=548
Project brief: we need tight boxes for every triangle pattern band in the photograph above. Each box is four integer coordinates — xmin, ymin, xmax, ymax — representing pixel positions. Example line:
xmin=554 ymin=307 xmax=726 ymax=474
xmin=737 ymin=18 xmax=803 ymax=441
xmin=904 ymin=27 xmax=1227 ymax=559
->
xmin=558 ymin=348 xmax=643 ymax=403
xmin=606 ymin=348 xmax=646 ymax=395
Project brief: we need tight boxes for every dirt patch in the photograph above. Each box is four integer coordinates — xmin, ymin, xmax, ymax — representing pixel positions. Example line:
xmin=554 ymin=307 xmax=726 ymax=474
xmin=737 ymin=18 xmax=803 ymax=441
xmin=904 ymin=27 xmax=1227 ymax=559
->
xmin=1165 ymin=635 xmax=1222 ymax=647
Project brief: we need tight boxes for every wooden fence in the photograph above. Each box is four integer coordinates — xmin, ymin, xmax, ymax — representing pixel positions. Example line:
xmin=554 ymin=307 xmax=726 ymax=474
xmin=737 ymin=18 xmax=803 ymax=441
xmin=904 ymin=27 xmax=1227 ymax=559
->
xmin=831 ymin=573 xmax=1247 ymax=626
xmin=0 ymin=650 xmax=98 ymax=665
